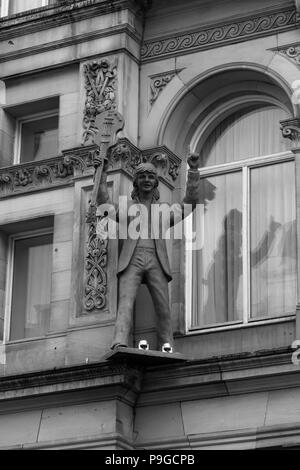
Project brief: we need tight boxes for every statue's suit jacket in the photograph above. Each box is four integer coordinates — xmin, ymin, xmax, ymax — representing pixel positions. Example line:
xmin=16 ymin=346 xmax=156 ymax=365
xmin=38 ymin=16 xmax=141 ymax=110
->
xmin=117 ymin=200 xmax=177 ymax=282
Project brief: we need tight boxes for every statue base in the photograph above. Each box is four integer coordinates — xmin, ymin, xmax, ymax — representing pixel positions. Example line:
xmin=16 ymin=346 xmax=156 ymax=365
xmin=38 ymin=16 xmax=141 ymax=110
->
xmin=104 ymin=346 xmax=189 ymax=366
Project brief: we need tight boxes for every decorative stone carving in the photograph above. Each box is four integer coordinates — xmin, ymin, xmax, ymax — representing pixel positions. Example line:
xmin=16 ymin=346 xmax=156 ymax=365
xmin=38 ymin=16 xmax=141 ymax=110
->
xmin=84 ymin=205 xmax=108 ymax=312
xmin=150 ymin=71 xmax=177 ymax=105
xmin=108 ymin=138 xmax=181 ymax=188
xmin=82 ymin=59 xmax=118 ymax=145
xmin=278 ymin=44 xmax=300 ymax=66
xmin=280 ymin=118 xmax=300 ymax=146
xmin=141 ymin=8 xmax=296 ymax=62
xmin=0 ymin=146 xmax=96 ymax=198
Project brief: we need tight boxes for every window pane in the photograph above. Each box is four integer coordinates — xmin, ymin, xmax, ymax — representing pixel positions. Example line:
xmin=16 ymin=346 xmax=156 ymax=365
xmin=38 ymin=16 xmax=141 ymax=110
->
xmin=20 ymin=115 xmax=58 ymax=163
xmin=250 ymin=162 xmax=297 ymax=319
xmin=200 ymin=106 xmax=289 ymax=167
xmin=8 ymin=0 xmax=44 ymax=15
xmin=10 ymin=233 xmax=53 ymax=340
xmin=190 ymin=172 xmax=243 ymax=327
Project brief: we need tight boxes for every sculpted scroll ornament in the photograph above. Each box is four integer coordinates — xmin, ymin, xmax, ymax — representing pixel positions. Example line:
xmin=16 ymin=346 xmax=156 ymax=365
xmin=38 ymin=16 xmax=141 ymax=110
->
xmin=82 ymin=59 xmax=117 ymax=145
xmin=280 ymin=118 xmax=300 ymax=146
xmin=150 ymin=72 xmax=176 ymax=105
xmin=279 ymin=45 xmax=300 ymax=66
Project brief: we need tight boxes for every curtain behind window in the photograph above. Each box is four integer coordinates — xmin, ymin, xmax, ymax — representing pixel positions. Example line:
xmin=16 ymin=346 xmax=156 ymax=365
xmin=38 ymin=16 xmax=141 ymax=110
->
xmin=200 ymin=106 xmax=289 ymax=167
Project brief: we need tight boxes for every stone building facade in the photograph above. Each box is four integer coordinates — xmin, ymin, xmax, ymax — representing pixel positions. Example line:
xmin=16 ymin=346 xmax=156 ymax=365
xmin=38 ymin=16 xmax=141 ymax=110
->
xmin=0 ymin=0 xmax=300 ymax=449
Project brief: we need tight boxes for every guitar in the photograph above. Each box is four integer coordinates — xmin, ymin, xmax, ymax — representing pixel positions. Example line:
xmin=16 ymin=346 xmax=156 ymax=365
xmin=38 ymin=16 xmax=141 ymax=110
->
xmin=88 ymin=110 xmax=125 ymax=219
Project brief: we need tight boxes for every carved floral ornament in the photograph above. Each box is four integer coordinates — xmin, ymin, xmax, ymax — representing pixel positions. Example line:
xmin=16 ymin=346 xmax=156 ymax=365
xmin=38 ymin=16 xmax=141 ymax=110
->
xmin=82 ymin=58 xmax=118 ymax=145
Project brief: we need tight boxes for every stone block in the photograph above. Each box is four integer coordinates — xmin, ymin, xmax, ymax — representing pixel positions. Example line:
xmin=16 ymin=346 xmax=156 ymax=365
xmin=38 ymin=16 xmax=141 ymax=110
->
xmin=51 ymin=270 xmax=71 ymax=302
xmin=134 ymin=403 xmax=184 ymax=442
xmin=38 ymin=401 xmax=116 ymax=443
xmin=52 ymin=241 xmax=72 ymax=273
xmin=181 ymin=393 xmax=268 ymax=435
xmin=49 ymin=299 xmax=69 ymax=333
xmin=0 ymin=410 xmax=41 ymax=448
xmin=265 ymin=387 xmax=300 ymax=427
xmin=54 ymin=212 xmax=74 ymax=243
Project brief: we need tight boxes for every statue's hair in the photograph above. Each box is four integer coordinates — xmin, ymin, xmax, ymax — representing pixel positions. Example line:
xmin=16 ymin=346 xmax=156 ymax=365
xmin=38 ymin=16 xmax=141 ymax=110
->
xmin=131 ymin=162 xmax=160 ymax=201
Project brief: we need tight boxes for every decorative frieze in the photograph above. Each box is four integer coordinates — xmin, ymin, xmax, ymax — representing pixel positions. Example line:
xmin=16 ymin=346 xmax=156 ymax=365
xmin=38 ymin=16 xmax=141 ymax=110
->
xmin=280 ymin=118 xmax=300 ymax=147
xmin=82 ymin=59 xmax=118 ymax=145
xmin=150 ymin=71 xmax=177 ymax=105
xmin=141 ymin=8 xmax=297 ymax=62
xmin=108 ymin=138 xmax=181 ymax=188
xmin=0 ymin=146 xmax=96 ymax=198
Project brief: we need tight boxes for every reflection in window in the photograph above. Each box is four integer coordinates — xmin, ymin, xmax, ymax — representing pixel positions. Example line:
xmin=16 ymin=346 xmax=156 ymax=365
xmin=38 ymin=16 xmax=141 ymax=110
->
xmin=188 ymin=104 xmax=296 ymax=329
xmin=10 ymin=233 xmax=53 ymax=340
xmin=191 ymin=172 xmax=243 ymax=327
xmin=250 ymin=162 xmax=297 ymax=319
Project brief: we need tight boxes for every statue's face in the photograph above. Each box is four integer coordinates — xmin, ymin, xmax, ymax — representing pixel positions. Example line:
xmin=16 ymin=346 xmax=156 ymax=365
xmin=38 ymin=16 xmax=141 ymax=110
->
xmin=136 ymin=171 xmax=157 ymax=194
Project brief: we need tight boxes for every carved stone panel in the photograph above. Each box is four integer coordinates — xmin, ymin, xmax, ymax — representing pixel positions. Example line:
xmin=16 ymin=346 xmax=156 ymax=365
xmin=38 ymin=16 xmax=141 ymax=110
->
xmin=83 ymin=204 xmax=108 ymax=312
xmin=82 ymin=58 xmax=118 ymax=145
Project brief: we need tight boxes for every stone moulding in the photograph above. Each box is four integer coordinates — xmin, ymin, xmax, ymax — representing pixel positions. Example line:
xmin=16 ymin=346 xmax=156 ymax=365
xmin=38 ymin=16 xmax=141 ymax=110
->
xmin=0 ymin=146 xmax=97 ymax=199
xmin=108 ymin=138 xmax=181 ymax=188
xmin=141 ymin=7 xmax=297 ymax=62
xmin=0 ymin=140 xmax=181 ymax=199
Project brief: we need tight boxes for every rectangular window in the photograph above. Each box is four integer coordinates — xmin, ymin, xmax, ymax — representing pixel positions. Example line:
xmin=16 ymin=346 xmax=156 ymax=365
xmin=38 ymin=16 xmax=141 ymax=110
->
xmin=186 ymin=154 xmax=297 ymax=331
xmin=7 ymin=230 xmax=53 ymax=341
xmin=15 ymin=111 xmax=59 ymax=164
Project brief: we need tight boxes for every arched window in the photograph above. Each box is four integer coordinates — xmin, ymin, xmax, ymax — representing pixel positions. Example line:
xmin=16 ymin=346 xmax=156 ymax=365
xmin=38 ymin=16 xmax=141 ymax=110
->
xmin=186 ymin=103 xmax=297 ymax=330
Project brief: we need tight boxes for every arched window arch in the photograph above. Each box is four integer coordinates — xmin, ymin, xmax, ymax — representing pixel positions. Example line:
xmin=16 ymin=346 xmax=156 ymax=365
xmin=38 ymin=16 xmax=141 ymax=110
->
xmin=186 ymin=99 xmax=296 ymax=330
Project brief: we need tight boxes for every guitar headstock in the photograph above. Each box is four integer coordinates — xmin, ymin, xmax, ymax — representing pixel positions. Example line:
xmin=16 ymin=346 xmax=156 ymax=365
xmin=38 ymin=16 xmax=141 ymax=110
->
xmin=94 ymin=110 xmax=125 ymax=162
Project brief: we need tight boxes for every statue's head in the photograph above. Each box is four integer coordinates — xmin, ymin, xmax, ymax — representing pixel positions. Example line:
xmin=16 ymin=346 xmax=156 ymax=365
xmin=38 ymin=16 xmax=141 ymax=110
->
xmin=131 ymin=162 xmax=160 ymax=201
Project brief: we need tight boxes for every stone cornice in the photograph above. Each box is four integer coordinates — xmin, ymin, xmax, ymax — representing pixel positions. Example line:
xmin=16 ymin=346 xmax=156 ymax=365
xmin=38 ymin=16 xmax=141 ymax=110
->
xmin=141 ymin=7 xmax=297 ymax=63
xmin=0 ymin=347 xmax=298 ymax=405
xmin=0 ymin=0 xmax=146 ymax=42
xmin=0 ymin=145 xmax=96 ymax=199
xmin=0 ymin=139 xmax=181 ymax=198
xmin=0 ymin=24 xmax=141 ymax=67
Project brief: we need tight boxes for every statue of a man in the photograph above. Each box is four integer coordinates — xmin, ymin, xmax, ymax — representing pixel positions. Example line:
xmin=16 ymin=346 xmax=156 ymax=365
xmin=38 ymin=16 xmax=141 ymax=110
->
xmin=95 ymin=153 xmax=204 ymax=352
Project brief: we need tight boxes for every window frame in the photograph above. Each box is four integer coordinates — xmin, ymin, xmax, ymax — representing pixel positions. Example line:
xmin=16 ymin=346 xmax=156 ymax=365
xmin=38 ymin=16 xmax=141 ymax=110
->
xmin=0 ymin=0 xmax=48 ymax=17
xmin=185 ymin=149 xmax=296 ymax=334
xmin=3 ymin=227 xmax=53 ymax=344
xmin=14 ymin=109 xmax=59 ymax=164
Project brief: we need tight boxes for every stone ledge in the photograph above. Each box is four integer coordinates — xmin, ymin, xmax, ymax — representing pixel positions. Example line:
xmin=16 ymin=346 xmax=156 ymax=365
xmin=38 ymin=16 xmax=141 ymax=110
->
xmin=0 ymin=347 xmax=298 ymax=405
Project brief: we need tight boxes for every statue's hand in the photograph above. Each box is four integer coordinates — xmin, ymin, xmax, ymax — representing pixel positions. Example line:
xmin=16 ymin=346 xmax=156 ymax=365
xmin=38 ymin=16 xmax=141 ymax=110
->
xmin=187 ymin=152 xmax=201 ymax=170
